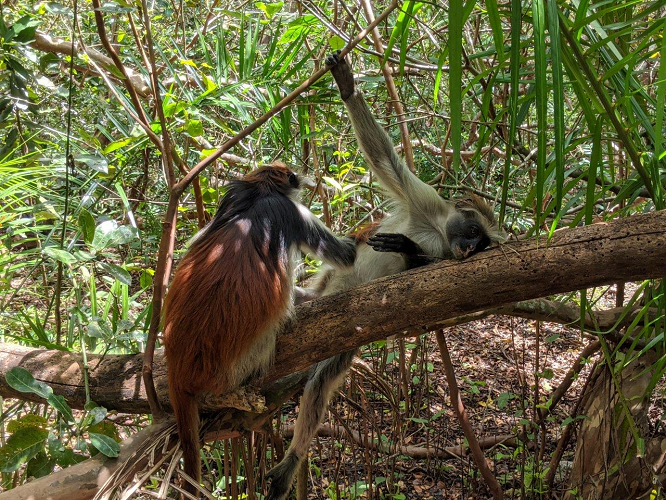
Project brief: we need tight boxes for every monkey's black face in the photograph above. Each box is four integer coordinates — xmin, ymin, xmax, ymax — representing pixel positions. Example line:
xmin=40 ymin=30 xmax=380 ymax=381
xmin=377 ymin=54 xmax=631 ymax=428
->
xmin=446 ymin=214 xmax=491 ymax=260
xmin=287 ymin=172 xmax=300 ymax=189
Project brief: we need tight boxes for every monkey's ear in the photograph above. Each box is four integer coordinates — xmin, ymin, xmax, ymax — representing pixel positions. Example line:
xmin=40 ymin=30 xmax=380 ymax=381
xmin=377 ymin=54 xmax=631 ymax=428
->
xmin=454 ymin=196 xmax=475 ymax=210
xmin=456 ymin=194 xmax=497 ymax=225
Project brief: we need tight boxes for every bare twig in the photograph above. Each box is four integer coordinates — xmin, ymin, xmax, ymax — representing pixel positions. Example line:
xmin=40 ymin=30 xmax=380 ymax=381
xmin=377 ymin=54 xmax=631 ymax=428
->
xmin=435 ymin=330 xmax=504 ymax=500
xmin=31 ymin=31 xmax=150 ymax=95
xmin=279 ymin=424 xmax=520 ymax=459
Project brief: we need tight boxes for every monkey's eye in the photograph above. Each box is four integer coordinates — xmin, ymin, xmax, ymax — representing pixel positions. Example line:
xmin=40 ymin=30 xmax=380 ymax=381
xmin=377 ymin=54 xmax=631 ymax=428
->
xmin=288 ymin=172 xmax=299 ymax=187
xmin=469 ymin=226 xmax=480 ymax=238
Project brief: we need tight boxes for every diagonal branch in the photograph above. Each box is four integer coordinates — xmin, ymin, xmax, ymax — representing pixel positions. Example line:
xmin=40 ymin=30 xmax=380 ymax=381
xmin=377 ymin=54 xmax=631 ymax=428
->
xmin=0 ymin=210 xmax=663 ymax=415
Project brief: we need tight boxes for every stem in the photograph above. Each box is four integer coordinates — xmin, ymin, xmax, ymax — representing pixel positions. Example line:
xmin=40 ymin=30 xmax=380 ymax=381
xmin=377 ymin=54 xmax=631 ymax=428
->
xmin=435 ymin=330 xmax=504 ymax=500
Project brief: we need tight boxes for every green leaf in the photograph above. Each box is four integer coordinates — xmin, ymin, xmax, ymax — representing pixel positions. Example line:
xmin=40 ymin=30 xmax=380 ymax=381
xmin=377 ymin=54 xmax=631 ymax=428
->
xmin=185 ymin=119 xmax=203 ymax=138
xmin=98 ymin=262 xmax=132 ymax=286
xmin=5 ymin=367 xmax=53 ymax=399
xmin=585 ymin=116 xmax=603 ymax=225
xmin=322 ymin=176 xmax=343 ymax=192
xmin=255 ymin=1 xmax=283 ymax=18
xmin=384 ymin=1 xmax=423 ymax=73
xmin=0 ymin=427 xmax=48 ymax=472
xmin=140 ymin=269 xmax=153 ymax=289
xmin=485 ymin=0 xmax=504 ymax=58
xmin=43 ymin=247 xmax=77 ymax=265
xmin=91 ymin=221 xmax=137 ymax=250
xmin=78 ymin=209 xmax=96 ymax=245
xmin=26 ymin=451 xmax=55 ymax=479
xmin=329 ymin=35 xmax=345 ymax=51
xmin=83 ymin=406 xmax=108 ymax=428
xmin=547 ymin=0 xmax=565 ymax=213
xmin=88 ymin=421 xmax=120 ymax=442
xmin=6 ymin=415 xmax=48 ymax=433
xmin=74 ymin=154 xmax=108 ymax=174
xmin=103 ymin=137 xmax=133 ymax=154
xmin=88 ymin=433 xmax=120 ymax=458
xmin=47 ymin=394 xmax=74 ymax=423
xmin=497 ymin=392 xmax=515 ymax=409
xmin=11 ymin=15 xmax=39 ymax=43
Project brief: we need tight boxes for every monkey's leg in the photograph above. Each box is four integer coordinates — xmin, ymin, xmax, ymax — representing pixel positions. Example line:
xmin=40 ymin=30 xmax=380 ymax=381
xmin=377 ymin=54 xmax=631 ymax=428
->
xmin=367 ymin=233 xmax=441 ymax=269
xmin=266 ymin=350 xmax=356 ymax=500
xmin=294 ymin=286 xmax=321 ymax=305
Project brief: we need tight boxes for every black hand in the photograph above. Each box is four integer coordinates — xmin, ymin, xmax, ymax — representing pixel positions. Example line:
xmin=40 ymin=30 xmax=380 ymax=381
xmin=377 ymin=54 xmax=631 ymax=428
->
xmin=368 ymin=233 xmax=441 ymax=270
xmin=367 ymin=233 xmax=423 ymax=255
xmin=326 ymin=51 xmax=355 ymax=101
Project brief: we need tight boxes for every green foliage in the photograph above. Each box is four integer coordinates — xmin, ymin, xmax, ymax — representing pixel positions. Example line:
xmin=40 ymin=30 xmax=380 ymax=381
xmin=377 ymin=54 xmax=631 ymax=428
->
xmin=0 ymin=415 xmax=48 ymax=473
xmin=0 ymin=0 xmax=664 ymax=495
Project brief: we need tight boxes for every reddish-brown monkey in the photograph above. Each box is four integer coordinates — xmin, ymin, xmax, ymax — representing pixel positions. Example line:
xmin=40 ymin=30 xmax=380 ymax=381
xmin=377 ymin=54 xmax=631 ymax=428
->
xmin=163 ymin=162 xmax=355 ymax=497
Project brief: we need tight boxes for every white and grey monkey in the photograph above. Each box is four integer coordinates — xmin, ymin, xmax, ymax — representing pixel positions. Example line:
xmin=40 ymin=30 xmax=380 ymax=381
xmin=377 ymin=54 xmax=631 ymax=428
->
xmin=266 ymin=53 xmax=505 ymax=500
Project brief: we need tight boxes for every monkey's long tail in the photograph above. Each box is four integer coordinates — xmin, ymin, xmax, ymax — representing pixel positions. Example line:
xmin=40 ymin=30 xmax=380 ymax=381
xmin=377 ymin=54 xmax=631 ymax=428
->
xmin=172 ymin=388 xmax=201 ymax=498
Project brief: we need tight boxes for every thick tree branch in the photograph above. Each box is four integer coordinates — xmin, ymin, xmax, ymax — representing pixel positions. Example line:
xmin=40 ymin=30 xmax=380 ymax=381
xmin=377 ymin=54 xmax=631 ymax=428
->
xmin=0 ymin=211 xmax=664 ymax=413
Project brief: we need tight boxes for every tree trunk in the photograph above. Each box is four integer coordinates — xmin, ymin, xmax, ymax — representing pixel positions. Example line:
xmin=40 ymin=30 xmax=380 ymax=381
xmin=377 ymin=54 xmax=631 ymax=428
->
xmin=566 ymin=351 xmax=666 ymax=499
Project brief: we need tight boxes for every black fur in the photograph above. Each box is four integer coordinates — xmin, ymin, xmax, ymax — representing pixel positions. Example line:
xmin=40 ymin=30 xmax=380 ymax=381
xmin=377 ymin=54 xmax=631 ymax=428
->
xmin=367 ymin=233 xmax=442 ymax=269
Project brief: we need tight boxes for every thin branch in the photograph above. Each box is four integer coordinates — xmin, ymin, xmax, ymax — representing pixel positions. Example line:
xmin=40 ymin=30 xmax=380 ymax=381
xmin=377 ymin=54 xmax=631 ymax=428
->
xmin=279 ymin=424 xmax=519 ymax=459
xmin=138 ymin=0 xmax=175 ymax=187
xmin=31 ymin=31 xmax=150 ymax=95
xmin=90 ymin=0 xmax=154 ymax=132
xmin=435 ymin=330 xmax=504 ymax=499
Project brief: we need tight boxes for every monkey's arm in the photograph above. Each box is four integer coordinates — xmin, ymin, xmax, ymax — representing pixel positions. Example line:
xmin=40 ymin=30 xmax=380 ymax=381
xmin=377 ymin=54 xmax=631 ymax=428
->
xmin=327 ymin=53 xmax=442 ymax=215
xmin=367 ymin=233 xmax=442 ymax=270
xmin=298 ymin=205 xmax=356 ymax=268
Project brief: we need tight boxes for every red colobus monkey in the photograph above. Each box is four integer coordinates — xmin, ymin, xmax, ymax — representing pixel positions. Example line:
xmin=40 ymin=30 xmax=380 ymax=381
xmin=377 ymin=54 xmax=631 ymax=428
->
xmin=266 ymin=54 xmax=505 ymax=499
xmin=163 ymin=162 xmax=356 ymax=498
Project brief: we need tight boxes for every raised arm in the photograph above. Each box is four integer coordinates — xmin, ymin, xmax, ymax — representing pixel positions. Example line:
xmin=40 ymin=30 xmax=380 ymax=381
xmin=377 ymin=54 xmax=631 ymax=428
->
xmin=326 ymin=52 xmax=442 ymax=214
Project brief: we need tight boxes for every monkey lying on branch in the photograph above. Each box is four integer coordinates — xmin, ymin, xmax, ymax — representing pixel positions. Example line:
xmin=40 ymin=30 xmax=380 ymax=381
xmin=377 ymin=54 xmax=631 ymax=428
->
xmin=266 ymin=53 xmax=505 ymax=500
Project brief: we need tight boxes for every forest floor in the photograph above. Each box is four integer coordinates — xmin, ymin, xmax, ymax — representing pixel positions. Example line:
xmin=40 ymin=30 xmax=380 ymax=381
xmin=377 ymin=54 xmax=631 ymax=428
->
xmin=281 ymin=313 xmax=589 ymax=500
xmin=270 ymin=285 xmax=665 ymax=499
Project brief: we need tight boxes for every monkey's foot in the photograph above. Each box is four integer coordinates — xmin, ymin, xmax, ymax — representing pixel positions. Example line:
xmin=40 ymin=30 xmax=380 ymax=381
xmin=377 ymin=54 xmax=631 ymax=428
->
xmin=265 ymin=453 xmax=300 ymax=500
xmin=326 ymin=51 xmax=355 ymax=100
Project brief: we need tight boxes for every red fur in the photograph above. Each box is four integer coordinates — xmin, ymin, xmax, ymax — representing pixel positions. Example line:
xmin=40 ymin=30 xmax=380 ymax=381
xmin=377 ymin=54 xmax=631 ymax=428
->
xmin=163 ymin=182 xmax=291 ymax=497
xmin=348 ymin=220 xmax=382 ymax=244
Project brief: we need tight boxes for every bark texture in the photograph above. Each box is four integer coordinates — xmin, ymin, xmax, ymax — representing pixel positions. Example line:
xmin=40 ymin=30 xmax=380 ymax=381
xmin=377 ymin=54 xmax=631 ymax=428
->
xmin=566 ymin=352 xmax=666 ymax=499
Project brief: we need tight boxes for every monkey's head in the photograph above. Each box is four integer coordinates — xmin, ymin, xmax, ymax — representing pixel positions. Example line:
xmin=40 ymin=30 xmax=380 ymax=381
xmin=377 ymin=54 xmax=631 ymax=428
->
xmin=446 ymin=195 xmax=505 ymax=260
xmin=244 ymin=161 xmax=301 ymax=197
